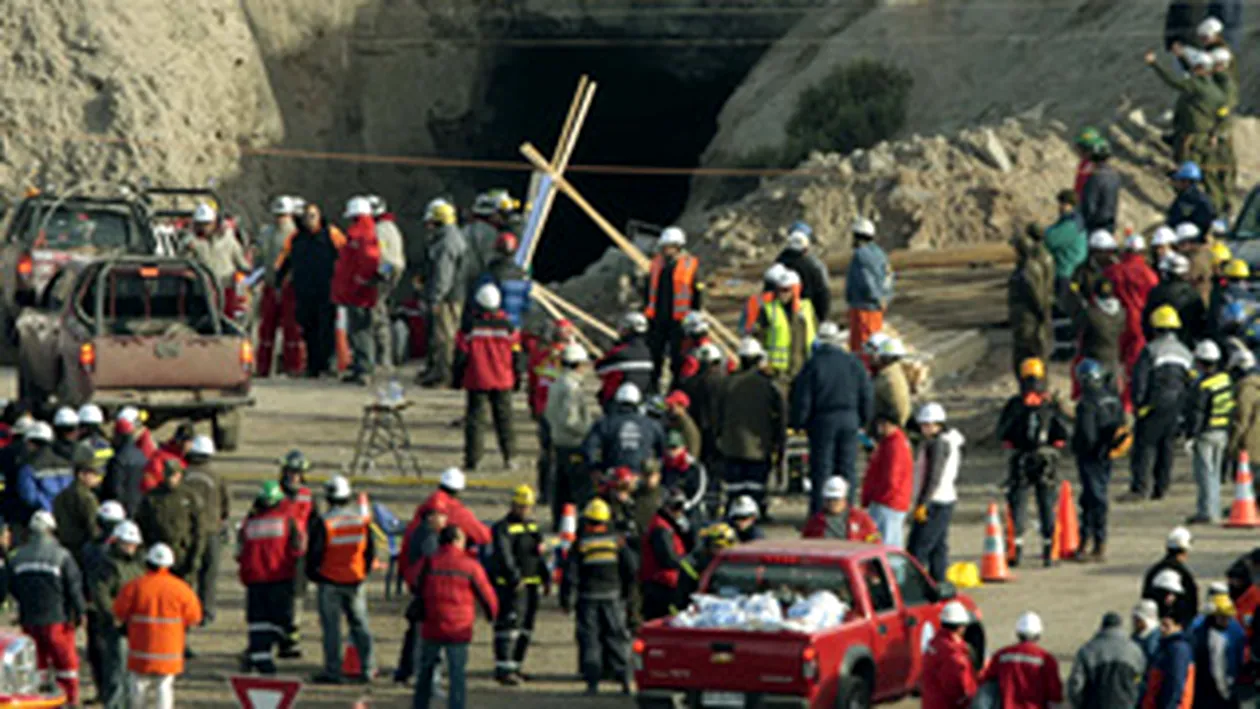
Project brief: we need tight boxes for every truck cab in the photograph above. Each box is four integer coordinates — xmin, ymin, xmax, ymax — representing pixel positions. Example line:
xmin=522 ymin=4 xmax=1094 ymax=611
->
xmin=634 ymin=541 xmax=983 ymax=709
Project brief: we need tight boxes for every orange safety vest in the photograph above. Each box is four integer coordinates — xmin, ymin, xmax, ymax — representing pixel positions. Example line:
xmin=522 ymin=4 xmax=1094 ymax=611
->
xmin=317 ymin=507 xmax=369 ymax=585
xmin=112 ymin=568 xmax=202 ymax=676
xmin=644 ymin=254 xmax=699 ymax=321
xmin=1239 ymin=585 xmax=1260 ymax=635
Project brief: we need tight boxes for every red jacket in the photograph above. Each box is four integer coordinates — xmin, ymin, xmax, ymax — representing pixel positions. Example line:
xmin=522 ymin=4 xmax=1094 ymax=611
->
xmin=331 ymin=216 xmax=381 ymax=309
xmin=141 ymin=443 xmax=186 ymax=493
xmin=1074 ymin=158 xmax=1095 ymax=204
xmin=859 ymin=428 xmax=913 ymax=512
xmin=456 ymin=311 xmax=519 ymax=392
xmin=527 ymin=338 xmax=562 ymax=417
xmin=137 ymin=428 xmax=157 ymax=458
xmin=407 ymin=544 xmax=498 ymax=643
xmin=1104 ymin=254 xmax=1160 ymax=367
xmin=640 ymin=512 xmax=686 ymax=588
xmin=399 ymin=490 xmax=492 ymax=583
xmin=237 ymin=505 xmax=304 ymax=585
xmin=978 ymin=641 xmax=1063 ymax=709
xmin=920 ymin=632 xmax=979 ymax=709
xmin=801 ymin=508 xmax=881 ymax=542
xmin=276 ymin=486 xmax=313 ymax=529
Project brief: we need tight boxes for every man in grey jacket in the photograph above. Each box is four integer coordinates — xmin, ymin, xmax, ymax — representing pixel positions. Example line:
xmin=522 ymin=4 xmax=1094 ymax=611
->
xmin=845 ymin=218 xmax=891 ymax=355
xmin=367 ymin=195 xmax=406 ymax=371
xmin=1080 ymin=140 xmax=1121 ymax=233
xmin=543 ymin=344 xmax=595 ymax=525
xmin=420 ymin=201 xmax=467 ymax=388
xmin=1066 ymin=612 xmax=1146 ymax=709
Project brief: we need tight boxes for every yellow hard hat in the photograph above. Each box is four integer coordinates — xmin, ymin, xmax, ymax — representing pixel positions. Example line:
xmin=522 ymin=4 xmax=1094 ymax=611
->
xmin=511 ymin=484 xmax=536 ymax=507
xmin=426 ymin=201 xmax=457 ymax=226
xmin=1212 ymin=242 xmax=1234 ymax=265
xmin=945 ymin=562 xmax=983 ymax=589
xmin=1150 ymin=304 xmax=1183 ymax=330
xmin=1018 ymin=357 xmax=1046 ymax=380
xmin=1212 ymin=594 xmax=1237 ymax=617
xmin=700 ymin=522 xmax=737 ymax=550
xmin=1225 ymin=259 xmax=1251 ymax=279
xmin=582 ymin=497 xmax=611 ymax=523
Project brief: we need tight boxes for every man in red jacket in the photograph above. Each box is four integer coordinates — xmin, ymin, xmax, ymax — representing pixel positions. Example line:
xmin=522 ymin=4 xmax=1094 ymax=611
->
xmin=979 ymin=611 xmax=1063 ymax=709
xmin=1103 ymin=232 xmax=1160 ymax=408
xmin=801 ymin=476 xmax=881 ymax=542
xmin=332 ymin=197 xmax=383 ymax=386
xmin=640 ymin=491 xmax=695 ymax=621
xmin=399 ymin=467 xmax=493 ymax=586
xmin=408 ymin=524 xmax=498 ymax=709
xmin=140 ymin=423 xmax=194 ymax=493
xmin=859 ymin=416 xmax=913 ymax=548
xmin=237 ymin=481 xmax=305 ymax=674
xmin=920 ymin=601 xmax=978 ymax=709
xmin=457 ymin=284 xmax=522 ymax=472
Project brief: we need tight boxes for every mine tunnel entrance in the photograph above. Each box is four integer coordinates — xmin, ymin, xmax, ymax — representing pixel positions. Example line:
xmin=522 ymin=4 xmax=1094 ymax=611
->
xmin=474 ymin=46 xmax=758 ymax=282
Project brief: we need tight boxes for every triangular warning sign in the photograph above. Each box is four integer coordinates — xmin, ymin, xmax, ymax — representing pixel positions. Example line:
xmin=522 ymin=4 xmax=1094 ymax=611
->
xmin=228 ymin=675 xmax=303 ymax=709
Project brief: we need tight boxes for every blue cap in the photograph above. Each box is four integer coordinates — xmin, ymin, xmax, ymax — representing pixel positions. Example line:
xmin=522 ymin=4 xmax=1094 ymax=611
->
xmin=1172 ymin=161 xmax=1202 ymax=182
xmin=1075 ymin=358 xmax=1103 ymax=382
xmin=1225 ymin=301 xmax=1252 ymax=326
xmin=788 ymin=221 xmax=813 ymax=238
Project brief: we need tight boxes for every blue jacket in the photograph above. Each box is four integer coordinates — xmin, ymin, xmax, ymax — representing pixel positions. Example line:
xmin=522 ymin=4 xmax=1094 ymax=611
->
xmin=789 ymin=344 xmax=874 ymax=432
xmin=581 ymin=404 xmax=667 ymax=474
xmin=16 ymin=448 xmax=74 ymax=519
xmin=1147 ymin=631 xmax=1194 ymax=709
xmin=466 ymin=258 xmax=532 ymax=329
xmin=845 ymin=242 xmax=890 ymax=311
xmin=1189 ymin=615 xmax=1246 ymax=696
xmin=1134 ymin=629 xmax=1162 ymax=700
xmin=1167 ymin=186 xmax=1216 ymax=236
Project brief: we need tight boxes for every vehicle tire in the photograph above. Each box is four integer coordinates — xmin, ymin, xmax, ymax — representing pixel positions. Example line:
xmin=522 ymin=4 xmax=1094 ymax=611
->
xmin=213 ymin=409 xmax=243 ymax=451
xmin=835 ymin=676 xmax=871 ymax=709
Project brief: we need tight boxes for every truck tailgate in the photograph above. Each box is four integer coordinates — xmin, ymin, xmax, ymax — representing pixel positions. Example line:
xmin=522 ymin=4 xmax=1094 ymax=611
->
xmin=637 ymin=625 xmax=812 ymax=695
xmin=91 ymin=335 xmax=248 ymax=389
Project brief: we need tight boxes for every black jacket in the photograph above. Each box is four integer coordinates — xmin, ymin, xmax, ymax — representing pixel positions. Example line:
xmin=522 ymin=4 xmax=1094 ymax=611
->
xmin=1142 ymin=554 xmax=1199 ymax=627
xmin=489 ymin=513 xmax=545 ymax=588
xmin=1143 ymin=278 xmax=1206 ymax=345
xmin=997 ymin=393 xmax=1069 ymax=452
xmin=776 ymin=249 xmax=831 ymax=321
xmin=1073 ymin=384 xmax=1124 ymax=461
xmin=103 ymin=436 xmax=147 ymax=517
xmin=9 ymin=534 xmax=84 ymax=626
xmin=285 ymin=224 xmax=342 ymax=303
xmin=559 ymin=530 xmax=637 ymax=609
xmin=1166 ymin=186 xmax=1217 ymax=237
xmin=789 ymin=344 xmax=873 ymax=432
xmin=1081 ymin=163 xmax=1121 ymax=232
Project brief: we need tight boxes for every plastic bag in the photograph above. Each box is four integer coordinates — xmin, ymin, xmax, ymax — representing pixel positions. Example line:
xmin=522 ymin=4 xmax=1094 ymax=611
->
xmin=782 ymin=591 xmax=847 ymax=632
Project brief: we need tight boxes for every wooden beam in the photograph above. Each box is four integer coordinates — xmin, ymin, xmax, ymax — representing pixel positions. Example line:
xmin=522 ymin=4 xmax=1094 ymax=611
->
xmin=523 ymin=77 xmax=596 ymax=268
xmin=530 ymin=290 xmax=604 ymax=358
xmin=700 ymin=310 xmax=741 ymax=350
xmin=533 ymin=283 xmax=618 ymax=340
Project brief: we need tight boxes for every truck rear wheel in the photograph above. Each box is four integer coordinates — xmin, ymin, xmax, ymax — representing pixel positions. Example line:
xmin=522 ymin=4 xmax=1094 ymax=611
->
xmin=213 ymin=409 xmax=243 ymax=451
xmin=835 ymin=676 xmax=871 ymax=709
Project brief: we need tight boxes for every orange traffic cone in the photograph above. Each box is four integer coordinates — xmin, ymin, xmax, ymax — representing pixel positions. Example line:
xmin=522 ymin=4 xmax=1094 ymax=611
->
xmin=553 ymin=503 xmax=578 ymax=585
xmin=1002 ymin=503 xmax=1017 ymax=565
xmin=335 ymin=306 xmax=351 ymax=372
xmin=981 ymin=501 xmax=1014 ymax=583
xmin=1226 ymin=451 xmax=1260 ymax=528
xmin=1051 ymin=479 xmax=1081 ymax=561
xmin=342 ymin=642 xmax=361 ymax=677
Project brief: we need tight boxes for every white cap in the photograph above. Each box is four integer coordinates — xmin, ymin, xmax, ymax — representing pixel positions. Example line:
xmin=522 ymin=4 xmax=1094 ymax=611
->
xmin=192 ymin=203 xmax=217 ymax=224
xmin=940 ymin=601 xmax=970 ymax=625
xmin=728 ymin=495 xmax=759 ymax=518
xmin=764 ymin=263 xmax=789 ymax=285
xmin=440 ymin=467 xmax=466 ymax=491
xmin=822 ymin=476 xmax=849 ymax=501
xmin=53 ymin=407 xmax=79 ymax=428
xmin=29 ymin=510 xmax=56 ymax=533
xmin=777 ymin=269 xmax=801 ymax=289
xmin=878 ymin=338 xmax=908 ymax=359
xmin=737 ymin=337 xmax=765 ymax=359
xmin=1230 ymin=346 xmax=1256 ymax=370
xmin=682 ymin=312 xmax=709 ymax=335
xmin=1151 ymin=226 xmax=1178 ymax=247
xmin=1133 ymin=599 xmax=1160 ymax=624
xmin=852 ymin=217 xmax=876 ymax=238
xmin=113 ymin=521 xmax=142 ymax=545
xmin=1176 ymin=222 xmax=1202 ymax=242
xmin=1088 ymin=230 xmax=1118 ymax=250
xmin=1198 ymin=16 xmax=1224 ymax=38
xmin=1125 ymin=234 xmax=1146 ymax=252
xmin=1167 ymin=525 xmax=1193 ymax=551
xmin=189 ymin=434 xmax=215 ymax=457
xmin=474 ymin=283 xmax=502 ymax=310
xmin=1160 ymin=252 xmax=1190 ymax=276
xmin=325 ymin=475 xmax=352 ymax=499
xmin=1015 ymin=611 xmax=1043 ymax=638
xmin=561 ymin=343 xmax=589 ymax=365
xmin=76 ymin=404 xmax=104 ymax=426
xmin=1211 ymin=46 xmax=1233 ymax=67
xmin=916 ymin=402 xmax=947 ymax=425
xmin=270 ymin=196 xmax=295 ymax=215
xmin=343 ymin=196 xmax=373 ymax=219
xmin=615 ymin=383 xmax=643 ymax=405
xmin=25 ymin=422 xmax=53 ymax=443
xmin=621 ymin=312 xmax=649 ymax=334
xmin=97 ymin=500 xmax=126 ymax=524
xmin=1153 ymin=569 xmax=1185 ymax=594
xmin=786 ymin=232 xmax=810 ymax=251
xmin=1195 ymin=340 xmax=1222 ymax=362
xmin=697 ymin=343 xmax=723 ymax=364
xmin=658 ymin=226 xmax=686 ymax=247
xmin=146 ymin=543 xmax=175 ymax=568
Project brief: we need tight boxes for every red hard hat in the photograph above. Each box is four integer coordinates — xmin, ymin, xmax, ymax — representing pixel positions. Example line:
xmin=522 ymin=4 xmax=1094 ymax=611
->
xmin=495 ymin=232 xmax=519 ymax=253
xmin=665 ymin=390 xmax=691 ymax=409
xmin=612 ymin=466 xmax=636 ymax=485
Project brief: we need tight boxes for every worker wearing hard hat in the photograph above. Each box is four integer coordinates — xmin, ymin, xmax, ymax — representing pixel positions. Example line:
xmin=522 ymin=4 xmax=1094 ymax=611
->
xmin=464 ymin=189 xmax=518 ymax=287
xmin=1125 ymin=307 xmax=1194 ymax=503
xmin=1065 ymin=612 xmax=1147 ymax=709
xmin=84 ymin=519 xmax=144 ymax=708
xmin=1009 ymin=228 xmax=1055 ymax=380
xmin=801 ymin=476 xmax=879 ymax=542
xmin=774 ymin=221 xmax=831 ymax=321
xmin=488 ymin=485 xmax=547 ymax=686
xmin=678 ymin=523 xmax=736 ymax=601
xmin=308 ymin=475 xmax=377 ymax=684
xmin=181 ymin=435 xmax=229 ymax=625
xmin=643 ymin=226 xmax=704 ymax=389
xmin=1141 ymin=526 xmax=1200 ymax=627
xmin=276 ymin=201 xmax=349 ymax=378
xmin=1146 ymin=40 xmax=1228 ymax=166
xmin=1188 ymin=594 xmax=1245 ymax=706
xmin=1071 ymin=360 xmax=1124 ymax=563
xmin=1166 ymin=162 xmax=1218 ymax=256
xmin=332 ymin=196 xmax=384 ymax=385
xmin=465 ymin=232 xmax=531 ymax=332
xmin=1073 ymin=127 xmax=1102 ymax=203
xmin=543 ymin=343 xmax=595 ymax=523
xmin=716 ymin=337 xmax=787 ymax=519
xmin=739 ymin=263 xmax=788 ymax=336
xmin=1186 ymin=339 xmax=1234 ymax=525
xmin=906 ymin=403 xmax=966 ymax=580
xmin=1072 ymin=230 xmax=1120 ymax=314
xmin=1103 ymin=232 xmax=1160 ymax=394
xmin=418 ymin=198 xmax=468 ymax=388
xmin=1209 ymin=257 xmax=1253 ymax=337
xmin=184 ymin=202 xmax=250 ymax=298
xmin=1208 ymin=46 xmax=1239 ymax=215
xmin=1080 ymin=139 xmax=1120 ymax=234
xmin=275 ymin=449 xmax=314 ymax=656
xmin=104 ymin=409 xmax=150 ymax=516
xmin=675 ymin=342 xmax=725 ymax=465
xmin=15 ymin=421 xmax=73 ymax=521
xmin=978 ymin=612 xmax=1064 ymax=709
xmin=595 ymin=312 xmax=654 ymax=410
xmin=920 ymin=601 xmax=978 ymax=709
xmin=582 ymin=383 xmax=666 ymax=475
xmin=456 ymin=283 xmax=523 ymax=472
xmin=237 ymin=481 xmax=305 ymax=675
xmin=846 ymin=217 xmax=891 ymax=355
xmin=871 ymin=337 xmax=911 ymax=428
xmin=754 ymin=267 xmax=817 ymax=380
xmin=51 ymin=444 xmax=104 ymax=568
xmin=365 ymin=195 xmax=407 ymax=367
xmin=560 ymin=497 xmax=637 ymax=696
xmin=257 ymin=195 xmax=306 ymax=377
xmin=1144 ymin=251 xmax=1205 ymax=346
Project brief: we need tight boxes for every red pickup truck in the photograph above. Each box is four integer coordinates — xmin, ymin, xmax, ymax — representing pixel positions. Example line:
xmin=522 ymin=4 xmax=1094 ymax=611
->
xmin=633 ymin=541 xmax=984 ymax=709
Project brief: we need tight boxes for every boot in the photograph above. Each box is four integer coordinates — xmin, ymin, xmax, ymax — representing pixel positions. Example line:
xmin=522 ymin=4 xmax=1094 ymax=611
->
xmin=1091 ymin=541 xmax=1107 ymax=563
xmin=1042 ymin=541 xmax=1054 ymax=568
xmin=583 ymin=683 xmax=599 ymax=696
xmin=1010 ymin=541 xmax=1023 ymax=569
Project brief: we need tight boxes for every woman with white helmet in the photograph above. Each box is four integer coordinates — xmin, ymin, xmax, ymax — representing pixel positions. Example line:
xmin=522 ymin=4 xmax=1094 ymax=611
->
xmin=906 ymin=403 xmax=966 ymax=581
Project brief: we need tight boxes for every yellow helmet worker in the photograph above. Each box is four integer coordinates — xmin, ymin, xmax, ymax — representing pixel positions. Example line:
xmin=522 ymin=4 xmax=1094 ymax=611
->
xmin=1150 ymin=305 xmax=1183 ymax=331
xmin=1018 ymin=357 xmax=1046 ymax=380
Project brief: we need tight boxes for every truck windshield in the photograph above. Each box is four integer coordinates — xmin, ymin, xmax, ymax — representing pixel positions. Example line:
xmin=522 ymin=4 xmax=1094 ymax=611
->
xmin=79 ymin=268 xmax=216 ymax=336
xmin=15 ymin=202 xmax=135 ymax=250
xmin=706 ymin=561 xmax=855 ymax=608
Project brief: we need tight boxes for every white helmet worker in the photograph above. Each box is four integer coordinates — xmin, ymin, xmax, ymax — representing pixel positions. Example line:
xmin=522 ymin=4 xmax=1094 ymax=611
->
xmin=29 ymin=510 xmax=56 ymax=533
xmin=1150 ymin=226 xmax=1178 ymax=248
xmin=916 ymin=402 xmax=947 ymax=425
xmin=53 ymin=407 xmax=79 ymax=429
xmin=1197 ymin=16 xmax=1224 ymax=40
xmin=1124 ymin=233 xmax=1146 ymax=252
xmin=737 ymin=337 xmax=765 ymax=359
xmin=1166 ymin=526 xmax=1193 ymax=552
xmin=1088 ymin=230 xmax=1118 ymax=251
xmin=1015 ymin=611 xmax=1044 ymax=639
xmin=697 ymin=343 xmax=724 ymax=364
xmin=658 ymin=226 xmax=687 ymax=248
xmin=192 ymin=203 xmax=217 ymax=224
xmin=817 ymin=321 xmax=842 ymax=344
xmin=1230 ymin=346 xmax=1257 ymax=371
xmin=365 ymin=194 xmax=387 ymax=217
xmin=25 ymin=422 xmax=53 ymax=443
xmin=325 ymin=475 xmax=352 ymax=500
xmin=97 ymin=500 xmax=126 ymax=524
xmin=269 ymin=195 xmax=295 ymax=215
xmin=822 ymin=476 xmax=849 ymax=501
xmin=561 ymin=343 xmax=589 ymax=365
xmin=864 ymin=331 xmax=892 ymax=356
xmin=763 ymin=263 xmax=789 ymax=286
xmin=475 ymin=283 xmax=502 ymax=310
xmin=1152 ymin=569 xmax=1186 ymax=594
xmin=878 ymin=338 xmax=908 ymax=359
xmin=439 ymin=467 xmax=467 ymax=492
xmin=728 ymin=495 xmax=759 ymax=519
xmin=113 ymin=521 xmax=143 ymax=545
xmin=189 ymin=434 xmax=216 ymax=458
xmin=344 ymin=196 xmax=373 ymax=219
xmin=1211 ymin=46 xmax=1233 ymax=68
xmin=146 ymin=543 xmax=175 ymax=568
xmin=851 ymin=217 xmax=876 ymax=238
xmin=682 ymin=311 xmax=709 ymax=336
xmin=614 ymin=383 xmax=643 ymax=405
xmin=1175 ymin=222 xmax=1202 ymax=242
xmin=777 ymin=269 xmax=801 ymax=289
xmin=621 ymin=312 xmax=649 ymax=335
xmin=1195 ymin=340 xmax=1222 ymax=362
xmin=1160 ymin=253 xmax=1191 ymax=276
xmin=77 ymin=404 xmax=104 ymax=426
xmin=940 ymin=601 xmax=970 ymax=626
xmin=786 ymin=231 xmax=810 ymax=251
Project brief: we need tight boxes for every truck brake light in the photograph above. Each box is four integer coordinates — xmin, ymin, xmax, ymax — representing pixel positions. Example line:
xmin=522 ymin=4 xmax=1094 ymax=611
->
xmin=631 ymin=638 xmax=645 ymax=671
xmin=239 ymin=340 xmax=255 ymax=373
xmin=79 ymin=343 xmax=96 ymax=372
xmin=16 ymin=253 xmax=33 ymax=281
xmin=801 ymin=646 xmax=818 ymax=682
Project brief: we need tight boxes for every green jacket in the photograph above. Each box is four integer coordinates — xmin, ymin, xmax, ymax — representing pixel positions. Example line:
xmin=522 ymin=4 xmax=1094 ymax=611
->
xmin=52 ymin=480 xmax=98 ymax=561
xmin=1231 ymin=373 xmax=1260 ymax=461
xmin=715 ymin=366 xmax=786 ymax=462
xmin=1009 ymin=237 xmax=1056 ymax=357
xmin=182 ymin=461 xmax=230 ymax=538
xmin=135 ymin=483 xmax=204 ymax=578
xmin=1215 ymin=72 xmax=1239 ymax=112
xmin=1151 ymin=62 xmax=1228 ymax=135
xmin=84 ymin=544 xmax=144 ymax=621
xmin=1043 ymin=214 xmax=1087 ymax=279
xmin=874 ymin=363 xmax=912 ymax=428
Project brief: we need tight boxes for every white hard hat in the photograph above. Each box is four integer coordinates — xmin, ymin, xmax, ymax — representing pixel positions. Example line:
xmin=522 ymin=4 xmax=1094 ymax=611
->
xmin=621 ymin=312 xmax=649 ymax=334
xmin=737 ymin=337 xmax=765 ymax=359
xmin=1160 ymin=252 xmax=1190 ymax=276
xmin=29 ymin=510 xmax=56 ymax=533
xmin=1166 ymin=525 xmax=1193 ymax=551
xmin=1015 ymin=611 xmax=1043 ymax=638
xmin=1195 ymin=339 xmax=1222 ymax=362
xmin=728 ymin=495 xmax=759 ymax=518
xmin=1153 ymin=569 xmax=1185 ymax=594
xmin=682 ymin=311 xmax=708 ymax=335
xmin=851 ymin=217 xmax=876 ymax=238
xmin=269 ymin=195 xmax=295 ymax=215
xmin=189 ymin=434 xmax=216 ymax=458
xmin=658 ymin=226 xmax=687 ymax=248
xmin=1208 ymin=581 xmax=1229 ymax=597
xmin=1088 ymin=230 xmax=1118 ymax=250
xmin=818 ymin=321 xmax=842 ymax=343
xmin=53 ymin=407 xmax=79 ymax=428
xmin=777 ymin=269 xmax=801 ymax=289
xmin=474 ymin=283 xmax=502 ymax=310
xmin=1124 ymin=234 xmax=1146 ymax=252
xmin=325 ymin=475 xmax=352 ymax=499
xmin=1198 ymin=16 xmax=1225 ymax=38
xmin=614 ymin=383 xmax=643 ymax=405
xmin=1151 ymin=226 xmax=1178 ymax=247
xmin=940 ymin=601 xmax=970 ymax=626
xmin=1230 ymin=346 xmax=1256 ymax=371
xmin=440 ymin=467 xmax=466 ymax=492
xmin=786 ymin=232 xmax=810 ymax=251
xmin=76 ymin=404 xmax=104 ymax=426
xmin=97 ymin=500 xmax=126 ymax=524
xmin=864 ymin=331 xmax=891 ymax=354
xmin=343 ymin=196 xmax=373 ymax=219
xmin=561 ymin=343 xmax=589 ymax=365
xmin=822 ymin=476 xmax=849 ymax=501
xmin=192 ymin=203 xmax=217 ymax=224
xmin=117 ymin=406 xmax=141 ymax=425
xmin=1133 ymin=599 xmax=1160 ymax=625
xmin=1188 ymin=47 xmax=1216 ymax=70
xmin=146 ymin=543 xmax=175 ymax=568
xmin=764 ymin=263 xmax=789 ymax=285
xmin=1175 ymin=222 xmax=1202 ymax=242
xmin=1211 ymin=46 xmax=1233 ymax=68
xmin=365 ymin=194 xmax=386 ymax=217
xmin=916 ymin=402 xmax=947 ymax=425
xmin=113 ymin=520 xmax=142 ymax=545
xmin=11 ymin=415 xmax=33 ymax=438
xmin=878 ymin=338 xmax=907 ymax=359
xmin=24 ymin=422 xmax=53 ymax=443
xmin=696 ymin=343 xmax=723 ymax=364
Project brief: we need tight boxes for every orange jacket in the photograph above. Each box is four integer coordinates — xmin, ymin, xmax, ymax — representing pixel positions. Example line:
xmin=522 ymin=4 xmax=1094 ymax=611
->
xmin=113 ymin=568 xmax=202 ymax=676
xmin=644 ymin=254 xmax=700 ymax=321
xmin=1238 ymin=585 xmax=1260 ymax=634
xmin=313 ymin=506 xmax=370 ymax=585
